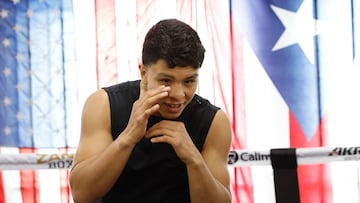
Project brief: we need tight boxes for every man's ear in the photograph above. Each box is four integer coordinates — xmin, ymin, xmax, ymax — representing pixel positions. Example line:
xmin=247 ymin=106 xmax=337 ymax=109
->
xmin=139 ymin=64 xmax=146 ymax=78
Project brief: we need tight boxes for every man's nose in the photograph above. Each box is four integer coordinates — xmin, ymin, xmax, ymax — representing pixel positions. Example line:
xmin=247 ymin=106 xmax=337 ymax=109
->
xmin=168 ymin=83 xmax=185 ymax=98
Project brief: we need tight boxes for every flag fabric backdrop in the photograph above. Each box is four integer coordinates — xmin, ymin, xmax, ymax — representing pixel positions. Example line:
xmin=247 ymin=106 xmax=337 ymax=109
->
xmin=0 ymin=0 xmax=77 ymax=202
xmin=94 ymin=0 xmax=118 ymax=88
xmin=1 ymin=0 xmax=360 ymax=202
xmin=230 ymin=0 xmax=359 ymax=202
xmin=93 ymin=0 xmax=359 ymax=203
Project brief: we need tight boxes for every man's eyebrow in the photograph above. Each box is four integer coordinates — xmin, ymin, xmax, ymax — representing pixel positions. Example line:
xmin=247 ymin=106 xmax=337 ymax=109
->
xmin=157 ymin=73 xmax=199 ymax=79
xmin=186 ymin=73 xmax=199 ymax=79
xmin=157 ymin=73 xmax=175 ymax=79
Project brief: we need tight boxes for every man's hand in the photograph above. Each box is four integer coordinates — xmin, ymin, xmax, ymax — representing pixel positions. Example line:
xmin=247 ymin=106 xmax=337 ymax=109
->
xmin=123 ymin=79 xmax=170 ymax=145
xmin=145 ymin=120 xmax=200 ymax=165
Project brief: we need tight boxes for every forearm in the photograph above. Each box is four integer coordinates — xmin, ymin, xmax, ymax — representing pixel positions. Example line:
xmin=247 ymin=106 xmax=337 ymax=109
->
xmin=187 ymin=158 xmax=231 ymax=203
xmin=70 ymin=136 xmax=135 ymax=203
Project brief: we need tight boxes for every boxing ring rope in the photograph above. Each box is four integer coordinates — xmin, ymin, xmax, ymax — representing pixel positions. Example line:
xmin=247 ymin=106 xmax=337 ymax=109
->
xmin=0 ymin=146 xmax=359 ymax=170
xmin=1 ymin=146 xmax=360 ymax=202
xmin=228 ymin=146 xmax=360 ymax=166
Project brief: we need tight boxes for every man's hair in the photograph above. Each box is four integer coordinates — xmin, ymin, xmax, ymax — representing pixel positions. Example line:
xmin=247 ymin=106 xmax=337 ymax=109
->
xmin=142 ymin=18 xmax=205 ymax=69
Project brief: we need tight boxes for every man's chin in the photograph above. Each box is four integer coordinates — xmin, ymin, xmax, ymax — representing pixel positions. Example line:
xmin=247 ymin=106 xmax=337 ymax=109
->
xmin=156 ymin=111 xmax=182 ymax=120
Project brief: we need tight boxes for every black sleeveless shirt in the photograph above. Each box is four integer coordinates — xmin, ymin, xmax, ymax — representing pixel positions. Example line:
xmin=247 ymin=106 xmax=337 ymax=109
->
xmin=101 ymin=80 xmax=219 ymax=203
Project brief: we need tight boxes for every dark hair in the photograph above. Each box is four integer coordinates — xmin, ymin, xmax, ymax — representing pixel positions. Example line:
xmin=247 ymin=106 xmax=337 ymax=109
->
xmin=142 ymin=19 xmax=205 ymax=69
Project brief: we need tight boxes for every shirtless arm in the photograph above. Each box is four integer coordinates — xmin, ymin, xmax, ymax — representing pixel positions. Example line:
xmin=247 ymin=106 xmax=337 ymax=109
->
xmin=186 ymin=109 xmax=232 ymax=203
xmin=69 ymin=89 xmax=135 ymax=203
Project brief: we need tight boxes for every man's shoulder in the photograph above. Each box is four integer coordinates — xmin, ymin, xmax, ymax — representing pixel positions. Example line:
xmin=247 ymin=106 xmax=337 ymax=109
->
xmin=103 ymin=80 xmax=140 ymax=94
xmin=191 ymin=94 xmax=220 ymax=111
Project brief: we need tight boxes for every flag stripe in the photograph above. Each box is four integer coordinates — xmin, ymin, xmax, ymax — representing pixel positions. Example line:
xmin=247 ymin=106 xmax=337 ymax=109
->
xmin=176 ymin=0 xmax=193 ymax=24
xmin=94 ymin=0 xmax=118 ymax=88
xmin=136 ymin=0 xmax=157 ymax=63
xmin=3 ymin=170 xmax=23 ymax=203
xmin=59 ymin=148 xmax=72 ymax=203
xmin=1 ymin=148 xmax=24 ymax=203
xmin=0 ymin=174 xmax=4 ymax=203
xmin=38 ymin=169 xmax=61 ymax=203
xmin=20 ymin=148 xmax=39 ymax=203
xmin=230 ymin=33 xmax=255 ymax=203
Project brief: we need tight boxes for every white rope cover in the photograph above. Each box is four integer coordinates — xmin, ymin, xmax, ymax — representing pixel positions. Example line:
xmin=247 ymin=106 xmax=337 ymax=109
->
xmin=0 ymin=146 xmax=359 ymax=170
xmin=0 ymin=153 xmax=73 ymax=170
xmin=229 ymin=146 xmax=360 ymax=166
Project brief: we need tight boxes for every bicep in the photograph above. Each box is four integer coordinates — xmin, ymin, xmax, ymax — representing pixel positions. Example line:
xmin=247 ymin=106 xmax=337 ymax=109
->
xmin=72 ymin=90 xmax=113 ymax=167
xmin=202 ymin=110 xmax=232 ymax=189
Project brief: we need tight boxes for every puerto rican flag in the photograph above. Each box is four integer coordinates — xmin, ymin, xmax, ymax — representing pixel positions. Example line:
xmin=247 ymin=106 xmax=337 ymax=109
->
xmin=229 ymin=0 xmax=360 ymax=202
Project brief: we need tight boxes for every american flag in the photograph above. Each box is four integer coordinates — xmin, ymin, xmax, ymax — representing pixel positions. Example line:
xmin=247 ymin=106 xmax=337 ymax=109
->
xmin=0 ymin=0 xmax=77 ymax=202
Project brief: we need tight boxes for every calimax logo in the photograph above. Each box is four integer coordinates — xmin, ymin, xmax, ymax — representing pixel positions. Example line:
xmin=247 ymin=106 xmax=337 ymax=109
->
xmin=328 ymin=147 xmax=360 ymax=156
xmin=228 ymin=151 xmax=270 ymax=164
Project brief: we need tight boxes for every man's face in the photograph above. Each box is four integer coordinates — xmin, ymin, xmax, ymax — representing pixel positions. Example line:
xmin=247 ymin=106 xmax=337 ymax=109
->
xmin=141 ymin=59 xmax=199 ymax=119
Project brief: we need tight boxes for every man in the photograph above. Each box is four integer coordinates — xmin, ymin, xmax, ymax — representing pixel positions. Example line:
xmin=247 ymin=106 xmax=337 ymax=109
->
xmin=69 ymin=18 xmax=232 ymax=203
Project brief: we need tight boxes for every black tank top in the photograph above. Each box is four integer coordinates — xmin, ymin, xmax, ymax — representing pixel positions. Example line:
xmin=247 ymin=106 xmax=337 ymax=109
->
xmin=101 ymin=80 xmax=219 ymax=203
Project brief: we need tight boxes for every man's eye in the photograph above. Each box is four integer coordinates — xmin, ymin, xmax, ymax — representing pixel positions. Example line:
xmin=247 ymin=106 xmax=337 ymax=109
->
xmin=160 ymin=79 xmax=170 ymax=83
xmin=185 ymin=79 xmax=195 ymax=84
